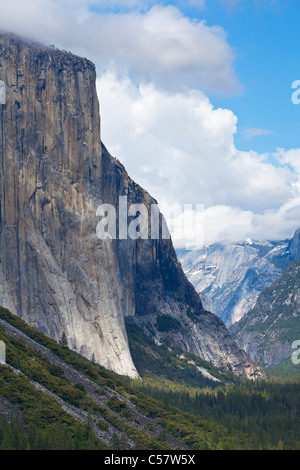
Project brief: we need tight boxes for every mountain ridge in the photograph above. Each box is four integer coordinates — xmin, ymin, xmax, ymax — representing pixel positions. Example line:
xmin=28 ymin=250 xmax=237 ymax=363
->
xmin=177 ymin=230 xmax=300 ymax=327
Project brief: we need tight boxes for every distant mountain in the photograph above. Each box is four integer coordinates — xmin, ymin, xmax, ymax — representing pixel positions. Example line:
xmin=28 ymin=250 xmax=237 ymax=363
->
xmin=230 ymin=260 xmax=300 ymax=367
xmin=177 ymin=230 xmax=300 ymax=327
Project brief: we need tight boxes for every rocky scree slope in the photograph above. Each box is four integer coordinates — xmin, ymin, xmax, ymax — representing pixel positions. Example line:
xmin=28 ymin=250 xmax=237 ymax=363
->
xmin=0 ymin=307 xmax=191 ymax=450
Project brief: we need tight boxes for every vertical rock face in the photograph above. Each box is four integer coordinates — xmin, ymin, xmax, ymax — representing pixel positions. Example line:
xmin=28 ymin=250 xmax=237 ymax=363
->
xmin=0 ymin=33 xmax=138 ymax=377
xmin=0 ymin=80 xmax=5 ymax=104
xmin=289 ymin=229 xmax=300 ymax=260
xmin=0 ymin=33 xmax=265 ymax=380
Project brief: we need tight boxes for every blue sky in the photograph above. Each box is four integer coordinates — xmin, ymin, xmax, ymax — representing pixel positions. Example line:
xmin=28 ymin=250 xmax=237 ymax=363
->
xmin=1 ymin=0 xmax=300 ymax=246
xmin=197 ymin=0 xmax=300 ymax=153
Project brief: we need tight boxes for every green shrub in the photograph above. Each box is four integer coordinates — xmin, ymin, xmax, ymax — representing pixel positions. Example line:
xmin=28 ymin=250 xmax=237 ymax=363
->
xmin=156 ymin=315 xmax=181 ymax=332
xmin=144 ymin=422 xmax=155 ymax=433
xmin=97 ymin=420 xmax=109 ymax=431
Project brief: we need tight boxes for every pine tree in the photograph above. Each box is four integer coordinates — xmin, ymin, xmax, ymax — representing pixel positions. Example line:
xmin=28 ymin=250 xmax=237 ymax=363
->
xmin=59 ymin=331 xmax=68 ymax=348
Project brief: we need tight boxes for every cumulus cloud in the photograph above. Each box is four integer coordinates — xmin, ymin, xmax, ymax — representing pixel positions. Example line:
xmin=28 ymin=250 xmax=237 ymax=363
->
xmin=0 ymin=1 xmax=238 ymax=94
xmin=97 ymin=72 xmax=300 ymax=247
xmin=278 ymin=148 xmax=300 ymax=176
xmin=90 ymin=6 xmax=238 ymax=93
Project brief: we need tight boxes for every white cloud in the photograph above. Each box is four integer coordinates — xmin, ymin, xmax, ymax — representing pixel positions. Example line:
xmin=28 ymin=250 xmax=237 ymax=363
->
xmin=91 ymin=6 xmax=238 ymax=92
xmin=243 ymin=127 xmax=273 ymax=139
xmin=97 ymin=72 xmax=300 ymax=247
xmin=0 ymin=1 xmax=238 ymax=94
xmin=277 ymin=148 xmax=300 ymax=176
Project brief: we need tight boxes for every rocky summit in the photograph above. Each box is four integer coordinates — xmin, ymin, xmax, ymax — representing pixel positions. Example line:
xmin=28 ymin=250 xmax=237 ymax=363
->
xmin=0 ymin=33 xmax=265 ymax=381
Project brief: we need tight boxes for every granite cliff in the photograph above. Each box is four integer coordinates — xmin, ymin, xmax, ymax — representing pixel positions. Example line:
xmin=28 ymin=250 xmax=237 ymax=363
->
xmin=0 ymin=33 xmax=265 ymax=380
